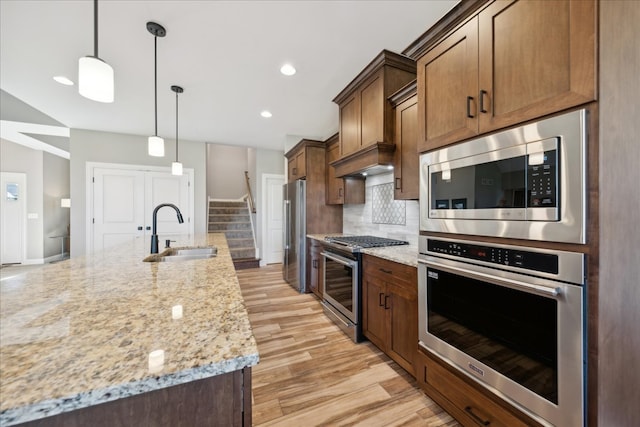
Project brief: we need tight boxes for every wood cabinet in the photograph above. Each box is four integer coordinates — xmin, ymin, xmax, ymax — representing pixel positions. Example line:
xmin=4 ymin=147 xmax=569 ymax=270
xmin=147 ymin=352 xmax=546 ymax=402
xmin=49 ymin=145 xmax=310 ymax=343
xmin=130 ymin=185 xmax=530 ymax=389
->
xmin=389 ymin=81 xmax=419 ymax=200
xmin=416 ymin=348 xmax=542 ymax=427
xmin=362 ymin=254 xmax=417 ymax=376
xmin=417 ymin=0 xmax=596 ymax=152
xmin=286 ymin=147 xmax=306 ymax=182
xmin=332 ymin=50 xmax=416 ymax=175
xmin=325 ymin=134 xmax=365 ymax=205
xmin=308 ymin=238 xmax=324 ymax=299
xmin=285 ymin=139 xmax=343 ymax=292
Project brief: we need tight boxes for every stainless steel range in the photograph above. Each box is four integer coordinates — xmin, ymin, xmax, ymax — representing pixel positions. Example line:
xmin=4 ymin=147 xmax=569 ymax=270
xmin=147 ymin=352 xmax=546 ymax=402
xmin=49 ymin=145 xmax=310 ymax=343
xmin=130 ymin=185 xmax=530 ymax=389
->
xmin=321 ymin=235 xmax=409 ymax=342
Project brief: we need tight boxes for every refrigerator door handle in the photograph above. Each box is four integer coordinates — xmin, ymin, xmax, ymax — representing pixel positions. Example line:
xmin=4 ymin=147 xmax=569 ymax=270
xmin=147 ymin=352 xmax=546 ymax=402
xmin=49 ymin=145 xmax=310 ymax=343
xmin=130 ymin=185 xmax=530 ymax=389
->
xmin=284 ymin=199 xmax=290 ymax=249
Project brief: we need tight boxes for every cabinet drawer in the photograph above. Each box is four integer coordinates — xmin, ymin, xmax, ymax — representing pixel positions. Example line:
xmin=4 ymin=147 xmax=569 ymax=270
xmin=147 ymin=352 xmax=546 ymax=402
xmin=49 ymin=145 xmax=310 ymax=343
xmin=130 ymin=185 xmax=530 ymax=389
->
xmin=363 ymin=255 xmax=416 ymax=285
xmin=423 ymin=351 xmax=532 ymax=427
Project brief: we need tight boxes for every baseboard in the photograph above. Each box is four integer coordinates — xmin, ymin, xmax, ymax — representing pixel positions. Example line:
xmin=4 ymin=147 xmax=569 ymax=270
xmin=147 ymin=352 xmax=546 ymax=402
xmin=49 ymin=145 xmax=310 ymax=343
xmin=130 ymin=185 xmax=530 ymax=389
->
xmin=22 ymin=258 xmax=45 ymax=265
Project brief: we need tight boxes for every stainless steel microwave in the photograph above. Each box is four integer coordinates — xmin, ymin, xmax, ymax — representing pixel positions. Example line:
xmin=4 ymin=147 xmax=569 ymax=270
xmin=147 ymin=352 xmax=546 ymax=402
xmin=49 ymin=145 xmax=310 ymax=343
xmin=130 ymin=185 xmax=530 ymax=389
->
xmin=419 ymin=109 xmax=587 ymax=244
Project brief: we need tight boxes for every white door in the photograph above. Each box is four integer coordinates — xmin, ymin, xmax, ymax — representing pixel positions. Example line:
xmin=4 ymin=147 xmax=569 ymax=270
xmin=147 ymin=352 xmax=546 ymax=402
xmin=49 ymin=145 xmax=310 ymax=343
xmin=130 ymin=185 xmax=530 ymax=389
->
xmin=263 ymin=174 xmax=285 ymax=264
xmin=93 ymin=168 xmax=145 ymax=252
xmin=145 ymin=171 xmax=190 ymax=236
xmin=0 ymin=172 xmax=26 ymax=264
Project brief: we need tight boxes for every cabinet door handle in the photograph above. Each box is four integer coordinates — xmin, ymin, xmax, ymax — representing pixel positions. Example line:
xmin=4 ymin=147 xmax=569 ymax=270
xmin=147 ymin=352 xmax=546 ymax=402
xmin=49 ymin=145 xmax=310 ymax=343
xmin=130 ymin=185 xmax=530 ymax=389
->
xmin=137 ymin=226 xmax=143 ymax=231
xmin=466 ymin=96 xmax=475 ymax=118
xmin=464 ymin=406 xmax=491 ymax=426
xmin=395 ymin=177 xmax=401 ymax=190
xmin=146 ymin=226 xmax=151 ymax=231
xmin=293 ymin=167 xmax=297 ymax=176
xmin=379 ymin=268 xmax=393 ymax=274
xmin=384 ymin=295 xmax=390 ymax=310
xmin=312 ymin=259 xmax=318 ymax=268
xmin=338 ymin=188 xmax=343 ymax=198
xmin=379 ymin=292 xmax=385 ymax=307
xmin=479 ymin=90 xmax=488 ymax=114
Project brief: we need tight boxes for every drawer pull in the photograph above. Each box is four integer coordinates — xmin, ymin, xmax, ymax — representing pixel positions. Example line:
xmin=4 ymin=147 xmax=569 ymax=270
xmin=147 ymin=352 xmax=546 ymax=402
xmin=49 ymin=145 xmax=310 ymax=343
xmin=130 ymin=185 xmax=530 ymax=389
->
xmin=465 ymin=406 xmax=490 ymax=426
xmin=379 ymin=268 xmax=393 ymax=274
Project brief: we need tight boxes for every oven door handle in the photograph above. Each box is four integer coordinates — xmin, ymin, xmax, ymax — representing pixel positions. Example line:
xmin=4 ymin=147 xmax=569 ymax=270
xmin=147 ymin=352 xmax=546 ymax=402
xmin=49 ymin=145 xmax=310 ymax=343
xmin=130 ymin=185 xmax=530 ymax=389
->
xmin=321 ymin=252 xmax=356 ymax=268
xmin=419 ymin=259 xmax=560 ymax=299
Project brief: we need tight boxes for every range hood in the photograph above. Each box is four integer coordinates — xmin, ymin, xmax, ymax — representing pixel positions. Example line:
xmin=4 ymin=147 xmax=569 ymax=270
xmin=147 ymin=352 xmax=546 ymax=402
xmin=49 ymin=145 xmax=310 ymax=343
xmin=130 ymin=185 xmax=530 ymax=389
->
xmin=330 ymin=142 xmax=396 ymax=177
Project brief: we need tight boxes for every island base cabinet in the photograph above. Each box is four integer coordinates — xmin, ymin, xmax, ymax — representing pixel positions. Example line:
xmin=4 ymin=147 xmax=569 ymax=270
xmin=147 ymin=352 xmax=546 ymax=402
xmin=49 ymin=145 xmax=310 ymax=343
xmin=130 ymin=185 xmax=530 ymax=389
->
xmin=416 ymin=349 xmax=542 ymax=427
xmin=16 ymin=368 xmax=252 ymax=427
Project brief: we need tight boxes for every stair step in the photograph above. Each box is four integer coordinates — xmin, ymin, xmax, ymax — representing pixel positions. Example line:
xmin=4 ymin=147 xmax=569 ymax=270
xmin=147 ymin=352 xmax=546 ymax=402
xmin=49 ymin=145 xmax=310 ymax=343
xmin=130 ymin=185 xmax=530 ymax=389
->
xmin=221 ymin=230 xmax=253 ymax=239
xmin=209 ymin=214 xmax=251 ymax=222
xmin=208 ymin=222 xmax=252 ymax=231
xmin=230 ymin=248 xmax=256 ymax=259
xmin=209 ymin=201 xmax=246 ymax=208
xmin=226 ymin=238 xmax=255 ymax=248
xmin=233 ymin=257 xmax=261 ymax=270
xmin=209 ymin=207 xmax=248 ymax=215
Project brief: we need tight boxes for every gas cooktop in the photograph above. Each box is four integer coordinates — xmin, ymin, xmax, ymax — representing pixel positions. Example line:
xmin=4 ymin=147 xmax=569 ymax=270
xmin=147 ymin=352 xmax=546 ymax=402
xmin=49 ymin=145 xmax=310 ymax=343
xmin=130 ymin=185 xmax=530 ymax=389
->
xmin=324 ymin=235 xmax=409 ymax=251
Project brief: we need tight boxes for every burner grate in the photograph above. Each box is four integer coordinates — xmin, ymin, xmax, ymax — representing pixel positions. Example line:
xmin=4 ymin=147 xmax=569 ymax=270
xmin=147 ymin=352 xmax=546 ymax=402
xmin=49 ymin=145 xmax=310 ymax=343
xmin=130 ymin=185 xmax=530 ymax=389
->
xmin=325 ymin=235 xmax=409 ymax=248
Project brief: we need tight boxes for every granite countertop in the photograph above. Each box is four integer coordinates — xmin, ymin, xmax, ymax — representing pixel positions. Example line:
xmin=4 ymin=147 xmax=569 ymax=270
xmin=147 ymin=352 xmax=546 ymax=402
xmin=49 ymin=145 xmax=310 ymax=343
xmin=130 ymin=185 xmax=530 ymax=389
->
xmin=307 ymin=233 xmax=418 ymax=267
xmin=0 ymin=233 xmax=259 ymax=426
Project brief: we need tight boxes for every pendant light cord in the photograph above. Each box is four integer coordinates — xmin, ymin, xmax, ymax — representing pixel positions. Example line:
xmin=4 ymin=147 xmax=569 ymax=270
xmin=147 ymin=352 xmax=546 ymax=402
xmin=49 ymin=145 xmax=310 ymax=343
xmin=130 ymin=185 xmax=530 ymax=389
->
xmin=175 ymin=90 xmax=179 ymax=161
xmin=154 ymin=35 xmax=158 ymax=136
xmin=93 ymin=0 xmax=99 ymax=57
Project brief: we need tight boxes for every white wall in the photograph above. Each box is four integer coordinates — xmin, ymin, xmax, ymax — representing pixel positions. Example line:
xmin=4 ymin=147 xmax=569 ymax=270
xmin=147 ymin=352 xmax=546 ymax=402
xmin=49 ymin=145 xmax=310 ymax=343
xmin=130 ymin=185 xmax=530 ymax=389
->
xmin=343 ymin=172 xmax=419 ymax=246
xmin=70 ymin=129 xmax=207 ymax=257
xmin=1 ymin=138 xmax=44 ymax=261
xmin=206 ymin=144 xmax=249 ymax=199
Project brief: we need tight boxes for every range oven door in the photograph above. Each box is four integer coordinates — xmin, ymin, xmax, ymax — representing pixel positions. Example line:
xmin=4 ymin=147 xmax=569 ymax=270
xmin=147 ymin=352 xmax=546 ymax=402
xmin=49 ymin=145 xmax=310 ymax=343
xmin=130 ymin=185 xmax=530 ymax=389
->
xmin=417 ymin=255 xmax=585 ymax=427
xmin=321 ymin=250 xmax=362 ymax=342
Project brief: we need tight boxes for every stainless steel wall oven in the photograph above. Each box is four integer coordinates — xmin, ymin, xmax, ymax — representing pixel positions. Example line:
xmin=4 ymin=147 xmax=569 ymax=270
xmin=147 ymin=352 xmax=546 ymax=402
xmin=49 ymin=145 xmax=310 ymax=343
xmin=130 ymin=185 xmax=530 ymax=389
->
xmin=418 ymin=236 xmax=585 ymax=427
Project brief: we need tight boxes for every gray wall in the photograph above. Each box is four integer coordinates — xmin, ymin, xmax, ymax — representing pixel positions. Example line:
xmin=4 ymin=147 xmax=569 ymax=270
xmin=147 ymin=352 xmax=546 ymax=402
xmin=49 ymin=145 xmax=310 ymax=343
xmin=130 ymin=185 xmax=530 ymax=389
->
xmin=253 ymin=148 xmax=285 ymax=260
xmin=206 ymin=144 xmax=249 ymax=199
xmin=70 ymin=129 xmax=207 ymax=257
xmin=1 ymin=138 xmax=44 ymax=261
xmin=42 ymin=152 xmax=70 ymax=258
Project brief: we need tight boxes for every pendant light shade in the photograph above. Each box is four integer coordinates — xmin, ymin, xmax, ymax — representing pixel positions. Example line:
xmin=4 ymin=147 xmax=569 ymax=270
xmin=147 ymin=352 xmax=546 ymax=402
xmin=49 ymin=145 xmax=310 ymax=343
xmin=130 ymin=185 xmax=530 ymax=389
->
xmin=147 ymin=22 xmax=166 ymax=157
xmin=171 ymin=85 xmax=184 ymax=176
xmin=78 ymin=0 xmax=114 ymax=103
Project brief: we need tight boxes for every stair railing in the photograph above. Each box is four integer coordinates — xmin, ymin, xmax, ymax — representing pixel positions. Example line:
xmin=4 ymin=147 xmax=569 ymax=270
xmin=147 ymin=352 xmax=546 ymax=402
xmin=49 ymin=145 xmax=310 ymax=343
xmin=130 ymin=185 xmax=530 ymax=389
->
xmin=244 ymin=171 xmax=256 ymax=214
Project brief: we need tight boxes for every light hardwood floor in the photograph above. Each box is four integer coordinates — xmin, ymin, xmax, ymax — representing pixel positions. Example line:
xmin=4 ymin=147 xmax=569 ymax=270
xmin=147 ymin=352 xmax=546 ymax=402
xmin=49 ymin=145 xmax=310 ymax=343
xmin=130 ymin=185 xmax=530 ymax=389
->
xmin=236 ymin=264 xmax=459 ymax=427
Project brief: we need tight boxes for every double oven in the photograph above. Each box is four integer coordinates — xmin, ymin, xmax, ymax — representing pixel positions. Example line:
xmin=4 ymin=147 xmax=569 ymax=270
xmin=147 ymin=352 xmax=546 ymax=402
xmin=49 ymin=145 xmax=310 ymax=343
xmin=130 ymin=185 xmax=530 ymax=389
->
xmin=320 ymin=236 xmax=408 ymax=343
xmin=418 ymin=109 xmax=588 ymax=427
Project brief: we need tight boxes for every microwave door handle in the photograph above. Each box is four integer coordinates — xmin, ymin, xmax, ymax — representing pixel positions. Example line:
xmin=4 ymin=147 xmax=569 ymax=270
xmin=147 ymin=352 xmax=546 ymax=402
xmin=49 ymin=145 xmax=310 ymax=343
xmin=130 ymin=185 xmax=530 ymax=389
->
xmin=421 ymin=259 xmax=560 ymax=299
xmin=321 ymin=252 xmax=355 ymax=268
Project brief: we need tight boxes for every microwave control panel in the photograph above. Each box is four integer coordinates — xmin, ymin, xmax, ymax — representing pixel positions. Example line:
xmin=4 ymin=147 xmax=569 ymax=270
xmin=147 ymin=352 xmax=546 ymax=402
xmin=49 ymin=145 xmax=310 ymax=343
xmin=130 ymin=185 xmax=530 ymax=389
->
xmin=427 ymin=239 xmax=558 ymax=274
xmin=527 ymin=147 xmax=558 ymax=208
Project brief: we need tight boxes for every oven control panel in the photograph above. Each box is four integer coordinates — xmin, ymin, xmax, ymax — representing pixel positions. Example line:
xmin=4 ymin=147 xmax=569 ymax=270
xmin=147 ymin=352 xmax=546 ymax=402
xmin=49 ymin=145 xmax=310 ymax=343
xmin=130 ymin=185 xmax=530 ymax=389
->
xmin=427 ymin=239 xmax=558 ymax=274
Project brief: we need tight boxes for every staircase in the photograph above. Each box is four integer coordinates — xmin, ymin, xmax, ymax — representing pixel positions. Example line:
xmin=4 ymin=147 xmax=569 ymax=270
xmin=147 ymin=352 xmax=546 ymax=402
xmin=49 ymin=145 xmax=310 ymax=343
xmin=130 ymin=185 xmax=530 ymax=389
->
xmin=208 ymin=200 xmax=260 ymax=270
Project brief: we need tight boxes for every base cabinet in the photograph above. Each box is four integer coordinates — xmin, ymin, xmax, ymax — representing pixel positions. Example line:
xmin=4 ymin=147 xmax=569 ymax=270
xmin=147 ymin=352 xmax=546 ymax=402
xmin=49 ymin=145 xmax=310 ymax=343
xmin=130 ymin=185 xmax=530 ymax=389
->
xmin=308 ymin=239 xmax=324 ymax=299
xmin=362 ymin=255 xmax=417 ymax=376
xmin=416 ymin=349 xmax=542 ymax=427
xmin=16 ymin=368 xmax=252 ymax=427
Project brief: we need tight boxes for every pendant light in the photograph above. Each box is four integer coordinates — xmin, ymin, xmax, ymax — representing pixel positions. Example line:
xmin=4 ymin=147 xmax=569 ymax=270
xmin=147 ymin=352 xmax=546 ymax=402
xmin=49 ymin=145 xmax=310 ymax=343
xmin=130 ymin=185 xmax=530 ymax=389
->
xmin=171 ymin=85 xmax=184 ymax=176
xmin=78 ymin=0 xmax=114 ymax=103
xmin=147 ymin=22 xmax=166 ymax=157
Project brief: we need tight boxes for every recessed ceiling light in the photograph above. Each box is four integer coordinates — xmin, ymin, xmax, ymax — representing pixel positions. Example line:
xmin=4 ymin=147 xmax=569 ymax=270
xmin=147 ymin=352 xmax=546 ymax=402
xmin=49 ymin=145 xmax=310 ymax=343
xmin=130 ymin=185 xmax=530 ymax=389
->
xmin=280 ymin=63 xmax=296 ymax=76
xmin=362 ymin=172 xmax=368 ymax=177
xmin=260 ymin=110 xmax=273 ymax=118
xmin=53 ymin=76 xmax=74 ymax=86
xmin=387 ymin=165 xmax=394 ymax=170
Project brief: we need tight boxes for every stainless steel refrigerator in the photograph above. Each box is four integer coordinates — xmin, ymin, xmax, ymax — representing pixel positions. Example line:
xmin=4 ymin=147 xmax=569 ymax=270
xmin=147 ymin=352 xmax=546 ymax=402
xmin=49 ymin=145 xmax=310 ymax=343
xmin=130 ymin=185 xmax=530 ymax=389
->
xmin=282 ymin=180 xmax=306 ymax=293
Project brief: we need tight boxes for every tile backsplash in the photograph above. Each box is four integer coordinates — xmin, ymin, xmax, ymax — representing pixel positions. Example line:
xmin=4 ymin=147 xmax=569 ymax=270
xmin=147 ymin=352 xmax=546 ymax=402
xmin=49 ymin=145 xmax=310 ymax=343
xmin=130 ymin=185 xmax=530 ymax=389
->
xmin=343 ymin=172 xmax=419 ymax=246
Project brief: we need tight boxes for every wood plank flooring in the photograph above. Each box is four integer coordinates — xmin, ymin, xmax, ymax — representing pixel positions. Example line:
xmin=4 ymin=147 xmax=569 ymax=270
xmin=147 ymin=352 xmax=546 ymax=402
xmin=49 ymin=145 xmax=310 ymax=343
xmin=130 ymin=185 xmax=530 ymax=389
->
xmin=236 ymin=265 xmax=460 ymax=427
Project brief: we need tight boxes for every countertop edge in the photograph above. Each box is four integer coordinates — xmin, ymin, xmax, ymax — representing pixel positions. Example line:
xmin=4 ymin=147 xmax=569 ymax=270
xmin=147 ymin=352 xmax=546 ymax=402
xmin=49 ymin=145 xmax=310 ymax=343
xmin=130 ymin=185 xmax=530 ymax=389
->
xmin=1 ymin=353 xmax=259 ymax=426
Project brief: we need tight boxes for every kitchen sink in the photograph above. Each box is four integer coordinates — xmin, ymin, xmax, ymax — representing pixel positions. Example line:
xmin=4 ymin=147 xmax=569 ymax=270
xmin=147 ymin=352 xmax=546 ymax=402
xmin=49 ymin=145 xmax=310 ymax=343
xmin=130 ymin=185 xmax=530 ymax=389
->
xmin=143 ymin=246 xmax=217 ymax=262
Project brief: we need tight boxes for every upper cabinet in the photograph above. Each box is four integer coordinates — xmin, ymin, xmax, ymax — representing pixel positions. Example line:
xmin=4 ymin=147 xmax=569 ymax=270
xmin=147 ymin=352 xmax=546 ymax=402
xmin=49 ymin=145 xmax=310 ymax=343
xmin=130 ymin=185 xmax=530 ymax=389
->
xmin=417 ymin=0 xmax=596 ymax=152
xmin=287 ymin=148 xmax=307 ymax=182
xmin=326 ymin=133 xmax=365 ymax=205
xmin=332 ymin=50 xmax=416 ymax=177
xmin=389 ymin=81 xmax=419 ymax=200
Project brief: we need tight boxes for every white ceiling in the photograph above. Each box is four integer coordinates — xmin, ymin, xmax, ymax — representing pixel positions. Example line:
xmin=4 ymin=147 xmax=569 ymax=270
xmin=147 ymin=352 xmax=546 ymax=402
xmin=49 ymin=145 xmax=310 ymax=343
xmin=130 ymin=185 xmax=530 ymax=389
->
xmin=0 ymin=0 xmax=457 ymax=152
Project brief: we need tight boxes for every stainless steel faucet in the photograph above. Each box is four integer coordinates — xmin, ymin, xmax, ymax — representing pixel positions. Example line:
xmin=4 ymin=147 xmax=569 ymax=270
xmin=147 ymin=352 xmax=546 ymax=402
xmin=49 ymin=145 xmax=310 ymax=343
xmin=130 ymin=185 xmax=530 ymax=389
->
xmin=150 ymin=203 xmax=184 ymax=254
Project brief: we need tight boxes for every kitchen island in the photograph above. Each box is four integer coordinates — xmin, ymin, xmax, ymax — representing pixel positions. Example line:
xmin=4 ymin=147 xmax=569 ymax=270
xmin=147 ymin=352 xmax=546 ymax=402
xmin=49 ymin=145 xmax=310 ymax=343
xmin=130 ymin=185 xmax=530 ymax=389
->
xmin=0 ymin=233 xmax=259 ymax=426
